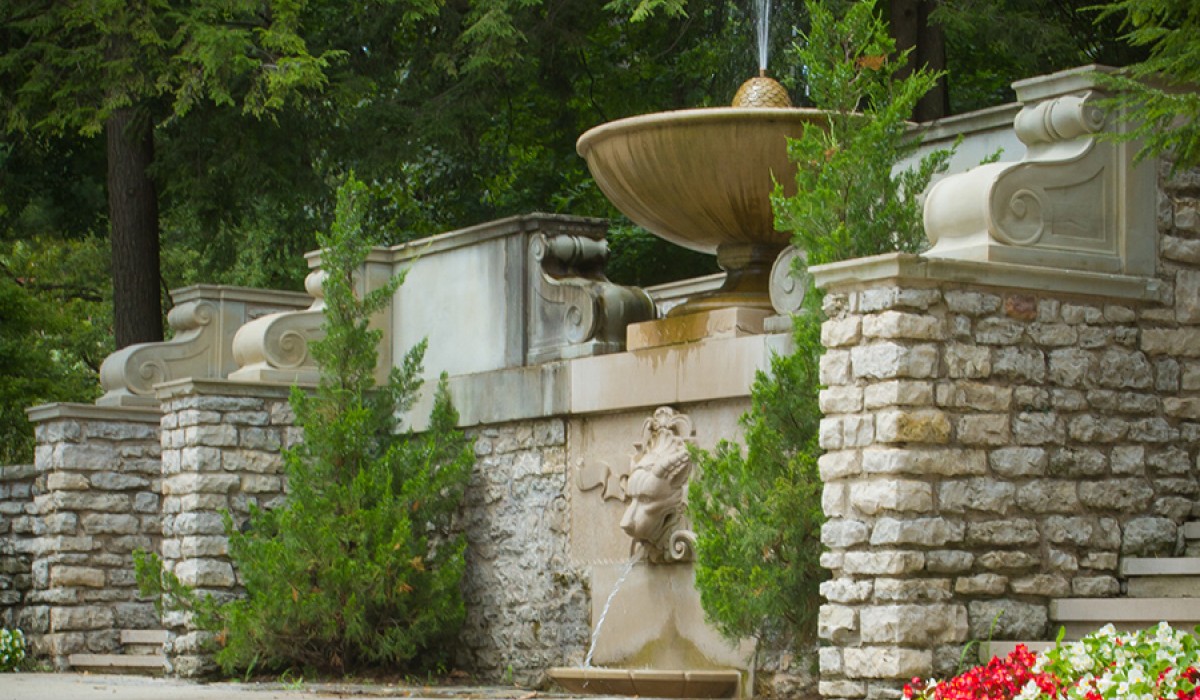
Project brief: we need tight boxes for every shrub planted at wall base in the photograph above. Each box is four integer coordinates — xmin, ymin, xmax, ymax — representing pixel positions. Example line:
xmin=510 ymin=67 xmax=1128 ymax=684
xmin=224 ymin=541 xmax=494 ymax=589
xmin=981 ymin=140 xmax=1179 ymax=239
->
xmin=0 ymin=628 xmax=25 ymax=672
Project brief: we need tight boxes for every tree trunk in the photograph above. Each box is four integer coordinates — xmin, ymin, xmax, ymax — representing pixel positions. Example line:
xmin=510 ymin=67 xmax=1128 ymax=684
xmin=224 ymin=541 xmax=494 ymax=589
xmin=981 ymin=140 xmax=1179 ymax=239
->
xmin=890 ymin=0 xmax=949 ymax=121
xmin=105 ymin=106 xmax=163 ymax=348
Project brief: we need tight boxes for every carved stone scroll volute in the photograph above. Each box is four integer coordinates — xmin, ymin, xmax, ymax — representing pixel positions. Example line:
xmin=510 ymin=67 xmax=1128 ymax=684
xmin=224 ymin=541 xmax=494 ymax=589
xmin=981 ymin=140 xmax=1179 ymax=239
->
xmin=526 ymin=230 xmax=655 ymax=364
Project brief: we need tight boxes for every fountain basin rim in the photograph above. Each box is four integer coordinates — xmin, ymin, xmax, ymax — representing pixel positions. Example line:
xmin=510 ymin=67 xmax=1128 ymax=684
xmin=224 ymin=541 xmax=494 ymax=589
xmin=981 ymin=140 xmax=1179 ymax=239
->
xmin=576 ymin=107 xmax=829 ymax=158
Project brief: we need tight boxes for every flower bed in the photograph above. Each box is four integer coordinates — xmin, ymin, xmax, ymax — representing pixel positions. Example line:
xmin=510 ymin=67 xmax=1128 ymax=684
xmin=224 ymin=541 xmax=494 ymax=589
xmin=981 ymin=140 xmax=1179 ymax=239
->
xmin=0 ymin=628 xmax=24 ymax=672
xmin=904 ymin=622 xmax=1200 ymax=700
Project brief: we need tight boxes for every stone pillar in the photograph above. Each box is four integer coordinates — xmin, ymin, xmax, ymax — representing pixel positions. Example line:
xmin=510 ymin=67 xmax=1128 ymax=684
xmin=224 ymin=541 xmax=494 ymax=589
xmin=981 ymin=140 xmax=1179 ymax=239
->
xmin=155 ymin=379 xmax=295 ymax=676
xmin=0 ymin=463 xmax=36 ymax=629
xmin=23 ymin=404 xmax=162 ymax=668
xmin=809 ymin=248 xmax=1194 ymax=699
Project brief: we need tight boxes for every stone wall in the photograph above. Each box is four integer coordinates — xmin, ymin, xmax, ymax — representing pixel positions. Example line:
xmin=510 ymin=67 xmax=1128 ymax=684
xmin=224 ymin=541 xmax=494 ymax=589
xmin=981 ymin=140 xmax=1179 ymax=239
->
xmin=0 ymin=463 xmax=35 ymax=629
xmin=155 ymin=380 xmax=294 ymax=677
xmin=811 ymin=164 xmax=1200 ymax=700
xmin=22 ymin=405 xmax=163 ymax=667
xmin=458 ymin=419 xmax=590 ymax=683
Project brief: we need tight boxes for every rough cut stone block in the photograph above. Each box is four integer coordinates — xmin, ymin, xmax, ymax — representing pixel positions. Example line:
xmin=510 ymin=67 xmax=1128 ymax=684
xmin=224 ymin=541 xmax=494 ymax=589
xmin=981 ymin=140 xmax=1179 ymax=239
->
xmin=850 ymin=342 xmax=938 ymax=380
xmin=175 ymin=559 xmax=236 ymax=588
xmin=820 ymin=386 xmax=864 ymax=414
xmin=943 ymin=343 xmax=990 ymax=379
xmin=821 ymin=350 xmax=853 ymax=386
xmin=967 ymin=519 xmax=1039 ymax=546
xmin=50 ymin=605 xmax=115 ymax=631
xmin=822 ymin=520 xmax=870 ymax=548
xmin=823 ymin=317 xmax=862 ymax=347
xmin=45 ymin=473 xmax=90 ymax=491
xmin=968 ymin=600 xmax=1046 ymax=639
xmin=1079 ymin=479 xmax=1155 ymax=511
xmin=850 ymin=479 xmax=933 ymax=515
xmin=1071 ymin=576 xmax=1120 ymax=597
xmin=955 ymin=574 xmax=1007 ymax=595
xmin=1047 ymin=348 xmax=1091 ymax=387
xmin=945 ymin=290 xmax=1001 ymax=316
xmin=822 ymin=483 xmax=848 ymax=518
xmin=842 ymin=647 xmax=932 ymax=680
xmin=179 ymin=447 xmax=223 ymax=472
xmin=862 ymin=448 xmax=985 ymax=477
xmin=818 ymin=604 xmax=858 ymax=644
xmin=169 ymin=512 xmax=227 ymax=537
xmin=164 ymin=473 xmax=240 ymax=495
xmin=938 ymin=480 xmax=1015 ymax=515
xmin=1027 ymin=323 xmax=1077 ymax=346
xmin=50 ymin=444 xmax=117 ymax=471
xmin=88 ymin=472 xmax=151 ymax=491
xmin=1048 ymin=447 xmax=1107 ymax=477
xmin=864 ymin=380 xmax=934 ymax=408
xmin=956 ymin=414 xmax=1010 ymax=446
xmin=977 ymin=551 xmax=1039 ymax=571
xmin=1143 ymin=328 xmax=1200 ymax=357
xmin=1012 ymin=412 xmax=1064 ymax=446
xmin=925 ymin=550 xmax=974 ymax=574
xmin=48 ymin=492 xmax=132 ymax=513
xmin=859 ymin=604 xmax=968 ymax=645
xmin=818 ymin=680 xmax=866 ymax=698
xmin=862 ymin=311 xmax=943 ymax=340
xmin=80 ymin=514 xmax=139 ymax=535
xmin=35 ymin=421 xmax=83 ymax=443
xmin=875 ymin=409 xmax=951 ymax=444
xmin=992 ymin=347 xmax=1046 ymax=383
xmin=989 ymin=447 xmax=1047 ymax=477
xmin=1096 ymin=348 xmax=1154 ymax=389
xmin=1121 ymin=517 xmax=1177 ymax=556
xmin=869 ymin=517 xmax=964 ymax=547
xmin=842 ymin=551 xmax=924 ymax=575
xmin=858 ymin=287 xmax=941 ymax=313
xmin=819 ymin=451 xmax=862 ymax=480
xmin=873 ymin=578 xmax=952 ymax=602
xmin=1016 ymin=480 xmax=1080 ymax=513
xmin=49 ymin=566 xmax=105 ymax=588
xmin=820 ymin=579 xmax=873 ymax=604
xmin=1010 ymin=574 xmax=1070 ymax=597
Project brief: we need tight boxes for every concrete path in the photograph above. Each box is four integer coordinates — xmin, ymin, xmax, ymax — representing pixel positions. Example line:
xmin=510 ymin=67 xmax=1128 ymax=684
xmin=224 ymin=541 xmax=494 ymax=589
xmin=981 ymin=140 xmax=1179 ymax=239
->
xmin=0 ymin=674 xmax=586 ymax=700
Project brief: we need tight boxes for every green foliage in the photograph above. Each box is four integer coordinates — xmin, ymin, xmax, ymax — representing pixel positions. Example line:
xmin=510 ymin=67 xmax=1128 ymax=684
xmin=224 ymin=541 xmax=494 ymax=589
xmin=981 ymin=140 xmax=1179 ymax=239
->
xmin=1089 ymin=0 xmax=1200 ymax=169
xmin=138 ymin=177 xmax=474 ymax=675
xmin=773 ymin=0 xmax=953 ymax=264
xmin=689 ymin=0 xmax=951 ymax=649
xmin=689 ymin=296 xmax=825 ymax=645
xmin=0 ymin=628 xmax=25 ymax=672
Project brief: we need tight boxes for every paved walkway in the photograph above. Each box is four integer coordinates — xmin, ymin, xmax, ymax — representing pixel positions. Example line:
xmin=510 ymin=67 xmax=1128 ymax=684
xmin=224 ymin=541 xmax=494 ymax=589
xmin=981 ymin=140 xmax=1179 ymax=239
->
xmin=0 ymin=674 xmax=587 ymax=700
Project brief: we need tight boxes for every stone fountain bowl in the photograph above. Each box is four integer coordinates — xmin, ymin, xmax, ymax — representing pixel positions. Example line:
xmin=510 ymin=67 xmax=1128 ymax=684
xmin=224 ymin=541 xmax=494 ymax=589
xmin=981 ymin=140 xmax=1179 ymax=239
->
xmin=576 ymin=107 xmax=826 ymax=255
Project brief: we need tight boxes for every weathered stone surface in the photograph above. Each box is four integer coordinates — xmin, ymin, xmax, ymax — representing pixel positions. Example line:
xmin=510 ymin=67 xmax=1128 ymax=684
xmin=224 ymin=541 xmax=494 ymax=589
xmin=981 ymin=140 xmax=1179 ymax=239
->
xmin=849 ymin=480 xmax=933 ymax=515
xmin=842 ymin=647 xmax=932 ymax=680
xmin=851 ymin=342 xmax=939 ymax=380
xmin=842 ymin=551 xmax=925 ymax=575
xmin=869 ymin=517 xmax=964 ymax=547
xmin=966 ymin=519 xmax=1039 ymax=547
xmin=990 ymin=447 xmax=1047 ymax=477
xmin=864 ymin=381 xmax=934 ymax=408
xmin=872 ymin=578 xmax=952 ymax=603
xmin=820 ymin=579 xmax=873 ymax=604
xmin=939 ymin=479 xmax=1015 ymax=515
xmin=976 ymin=551 xmax=1039 ymax=571
xmin=823 ymin=317 xmax=863 ymax=347
xmin=1048 ymin=448 xmax=1107 ymax=477
xmin=821 ymin=350 xmax=853 ymax=385
xmin=1010 ymin=574 xmax=1070 ymax=597
xmin=925 ymin=550 xmax=974 ymax=574
xmin=945 ymin=343 xmax=991 ymax=379
xmin=1016 ymin=480 xmax=1080 ymax=513
xmin=1079 ymin=479 xmax=1155 ymax=511
xmin=821 ymin=386 xmax=864 ymax=414
xmin=1012 ymin=412 xmax=1064 ymax=445
xmin=956 ymin=414 xmax=1010 ymax=445
xmin=819 ymin=451 xmax=862 ymax=480
xmin=862 ymin=448 xmax=986 ymax=476
xmin=1143 ymin=328 xmax=1200 ymax=356
xmin=945 ymin=291 xmax=1001 ymax=316
xmin=822 ymin=520 xmax=871 ymax=548
xmin=1071 ymin=576 xmax=1120 ymax=597
xmin=79 ymin=514 xmax=140 ymax=536
xmin=1048 ymin=348 xmax=1091 ymax=387
xmin=954 ymin=574 xmax=1007 ymax=595
xmin=992 ymin=347 xmax=1046 ymax=383
xmin=49 ymin=566 xmax=104 ymax=588
xmin=860 ymin=604 xmax=968 ymax=644
xmin=863 ymin=311 xmax=944 ymax=340
xmin=875 ymin=410 xmax=951 ymax=444
xmin=968 ymin=600 xmax=1047 ymax=639
xmin=819 ymin=604 xmax=858 ymax=645
xmin=1121 ymin=517 xmax=1178 ymax=556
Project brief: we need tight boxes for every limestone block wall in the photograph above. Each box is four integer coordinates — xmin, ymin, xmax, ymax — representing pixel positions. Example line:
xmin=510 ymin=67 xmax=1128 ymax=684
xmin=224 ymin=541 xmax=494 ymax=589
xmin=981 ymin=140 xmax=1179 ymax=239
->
xmin=155 ymin=380 xmax=294 ymax=676
xmin=0 ymin=463 xmax=36 ymax=629
xmin=812 ymin=165 xmax=1200 ymax=700
xmin=457 ymin=419 xmax=589 ymax=683
xmin=22 ymin=405 xmax=163 ymax=667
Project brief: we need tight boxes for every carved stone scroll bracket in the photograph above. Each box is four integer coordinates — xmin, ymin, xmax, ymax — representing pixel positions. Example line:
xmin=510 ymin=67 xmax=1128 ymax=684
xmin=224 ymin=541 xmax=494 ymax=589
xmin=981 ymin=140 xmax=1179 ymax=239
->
xmin=228 ymin=270 xmax=326 ymax=386
xmin=526 ymin=231 xmax=656 ymax=364
xmin=924 ymin=68 xmax=1157 ymax=278
xmin=769 ymin=245 xmax=810 ymax=316
xmin=617 ymin=407 xmax=697 ymax=564
xmin=96 ymin=285 xmax=312 ymax=407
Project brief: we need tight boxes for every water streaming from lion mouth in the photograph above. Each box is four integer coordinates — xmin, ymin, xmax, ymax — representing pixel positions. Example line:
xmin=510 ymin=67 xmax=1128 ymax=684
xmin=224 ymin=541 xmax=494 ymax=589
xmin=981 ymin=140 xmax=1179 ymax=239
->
xmin=583 ymin=554 xmax=640 ymax=668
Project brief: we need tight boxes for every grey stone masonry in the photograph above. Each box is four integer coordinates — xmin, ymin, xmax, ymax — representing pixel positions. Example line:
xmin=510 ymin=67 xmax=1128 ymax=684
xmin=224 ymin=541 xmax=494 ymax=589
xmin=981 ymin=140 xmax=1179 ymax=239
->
xmin=22 ymin=404 xmax=162 ymax=669
xmin=154 ymin=379 xmax=295 ymax=678
xmin=457 ymin=419 xmax=589 ymax=685
xmin=810 ymin=161 xmax=1200 ymax=700
xmin=0 ymin=463 xmax=36 ymax=629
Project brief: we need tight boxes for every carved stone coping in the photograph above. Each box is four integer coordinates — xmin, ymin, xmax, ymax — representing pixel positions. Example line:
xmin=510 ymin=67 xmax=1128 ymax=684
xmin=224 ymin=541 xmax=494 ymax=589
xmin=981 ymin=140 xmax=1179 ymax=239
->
xmin=153 ymin=378 xmax=299 ymax=403
xmin=26 ymin=402 xmax=162 ymax=425
xmin=923 ymin=65 xmax=1157 ymax=277
xmin=644 ymin=273 xmax=726 ymax=317
xmin=96 ymin=286 xmax=312 ymax=407
xmin=810 ymin=252 xmax=1166 ymax=303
